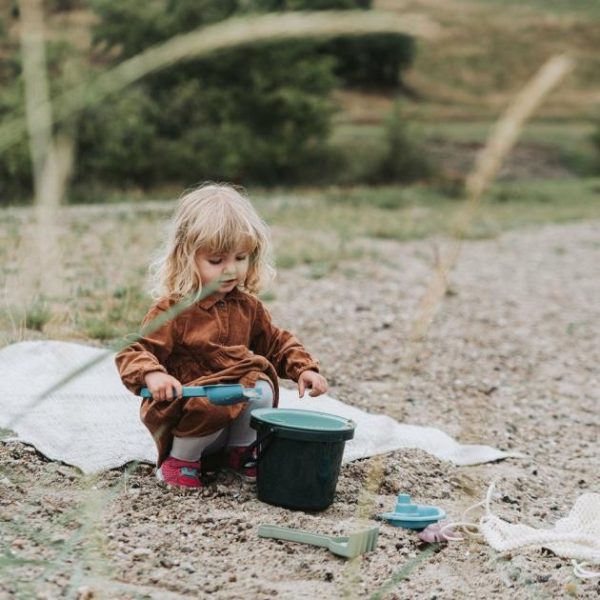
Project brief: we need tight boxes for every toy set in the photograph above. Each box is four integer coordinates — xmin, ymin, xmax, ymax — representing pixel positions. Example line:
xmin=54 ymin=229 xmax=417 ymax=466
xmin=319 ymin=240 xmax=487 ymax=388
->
xmin=141 ymin=384 xmax=449 ymax=559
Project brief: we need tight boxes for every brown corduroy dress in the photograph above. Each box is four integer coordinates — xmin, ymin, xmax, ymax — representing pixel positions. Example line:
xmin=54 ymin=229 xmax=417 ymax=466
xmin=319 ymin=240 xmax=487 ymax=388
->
xmin=115 ymin=288 xmax=319 ymax=466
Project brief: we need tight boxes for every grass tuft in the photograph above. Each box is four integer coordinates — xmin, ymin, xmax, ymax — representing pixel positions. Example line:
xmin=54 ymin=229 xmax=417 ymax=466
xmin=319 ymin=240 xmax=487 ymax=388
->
xmin=24 ymin=298 xmax=52 ymax=332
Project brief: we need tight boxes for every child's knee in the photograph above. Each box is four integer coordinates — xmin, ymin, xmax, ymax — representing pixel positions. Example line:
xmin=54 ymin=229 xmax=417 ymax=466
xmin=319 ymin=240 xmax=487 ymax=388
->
xmin=254 ymin=380 xmax=274 ymax=408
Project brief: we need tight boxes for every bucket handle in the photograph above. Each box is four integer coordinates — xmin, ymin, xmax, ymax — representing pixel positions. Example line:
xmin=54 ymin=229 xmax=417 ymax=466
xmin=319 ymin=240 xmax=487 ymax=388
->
xmin=239 ymin=427 xmax=275 ymax=469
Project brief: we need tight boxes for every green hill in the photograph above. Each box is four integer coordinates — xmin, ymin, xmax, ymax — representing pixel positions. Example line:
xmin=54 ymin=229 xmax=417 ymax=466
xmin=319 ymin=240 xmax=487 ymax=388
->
xmin=371 ymin=0 xmax=600 ymax=121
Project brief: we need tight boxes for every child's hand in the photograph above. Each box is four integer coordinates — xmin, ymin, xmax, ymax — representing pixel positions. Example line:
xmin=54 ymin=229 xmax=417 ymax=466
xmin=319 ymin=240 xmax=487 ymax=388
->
xmin=143 ymin=371 xmax=183 ymax=401
xmin=298 ymin=370 xmax=328 ymax=398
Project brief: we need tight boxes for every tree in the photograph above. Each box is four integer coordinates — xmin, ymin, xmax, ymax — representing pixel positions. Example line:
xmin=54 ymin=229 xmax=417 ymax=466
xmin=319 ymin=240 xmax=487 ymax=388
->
xmin=1 ymin=0 xmax=419 ymax=197
xmin=76 ymin=0 xmax=337 ymax=186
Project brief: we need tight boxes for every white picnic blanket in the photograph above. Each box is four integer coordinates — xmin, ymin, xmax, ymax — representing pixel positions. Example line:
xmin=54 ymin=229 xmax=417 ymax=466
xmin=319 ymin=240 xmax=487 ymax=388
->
xmin=0 ymin=341 xmax=519 ymax=473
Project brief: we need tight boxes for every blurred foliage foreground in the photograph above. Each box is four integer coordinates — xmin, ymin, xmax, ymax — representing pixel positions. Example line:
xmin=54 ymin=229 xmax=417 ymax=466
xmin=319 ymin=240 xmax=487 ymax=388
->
xmin=0 ymin=0 xmax=422 ymax=202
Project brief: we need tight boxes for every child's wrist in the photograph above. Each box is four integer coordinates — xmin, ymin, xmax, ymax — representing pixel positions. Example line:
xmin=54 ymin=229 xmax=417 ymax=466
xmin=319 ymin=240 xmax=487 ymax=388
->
xmin=144 ymin=369 xmax=166 ymax=382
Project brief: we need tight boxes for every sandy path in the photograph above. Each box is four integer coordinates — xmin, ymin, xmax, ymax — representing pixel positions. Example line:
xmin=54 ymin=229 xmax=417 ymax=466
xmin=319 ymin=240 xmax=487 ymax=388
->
xmin=1 ymin=220 xmax=599 ymax=599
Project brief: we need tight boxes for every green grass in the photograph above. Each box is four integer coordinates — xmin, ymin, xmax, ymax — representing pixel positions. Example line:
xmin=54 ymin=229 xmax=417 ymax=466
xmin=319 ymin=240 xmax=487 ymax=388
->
xmin=257 ymin=178 xmax=600 ymax=245
xmin=334 ymin=120 xmax=596 ymax=148
xmin=23 ymin=298 xmax=53 ymax=332
xmin=478 ymin=0 xmax=600 ymax=16
xmin=377 ymin=0 xmax=600 ymax=121
xmin=331 ymin=119 xmax=599 ymax=180
xmin=422 ymin=121 xmax=596 ymax=146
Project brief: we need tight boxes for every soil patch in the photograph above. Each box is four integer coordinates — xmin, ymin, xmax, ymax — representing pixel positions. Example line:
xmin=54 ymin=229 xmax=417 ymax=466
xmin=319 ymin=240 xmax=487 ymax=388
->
xmin=1 ymin=220 xmax=599 ymax=599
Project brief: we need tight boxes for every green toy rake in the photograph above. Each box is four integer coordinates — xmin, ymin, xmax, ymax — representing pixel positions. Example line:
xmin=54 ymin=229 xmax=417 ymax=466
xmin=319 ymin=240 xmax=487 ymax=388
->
xmin=258 ymin=524 xmax=379 ymax=559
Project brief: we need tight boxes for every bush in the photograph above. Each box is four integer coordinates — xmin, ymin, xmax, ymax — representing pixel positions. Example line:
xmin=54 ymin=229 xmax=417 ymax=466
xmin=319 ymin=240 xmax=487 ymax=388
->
xmin=369 ymin=107 xmax=433 ymax=184
xmin=81 ymin=0 xmax=340 ymax=187
xmin=322 ymin=34 xmax=416 ymax=89
xmin=250 ymin=0 xmax=415 ymax=89
xmin=74 ymin=87 xmax=161 ymax=188
xmin=0 ymin=84 xmax=33 ymax=204
xmin=592 ymin=121 xmax=600 ymax=174
xmin=76 ymin=41 xmax=337 ymax=185
xmin=250 ymin=0 xmax=371 ymax=10
xmin=90 ymin=0 xmax=239 ymax=61
xmin=81 ymin=0 xmax=419 ymax=187
xmin=0 ymin=0 xmax=422 ymax=196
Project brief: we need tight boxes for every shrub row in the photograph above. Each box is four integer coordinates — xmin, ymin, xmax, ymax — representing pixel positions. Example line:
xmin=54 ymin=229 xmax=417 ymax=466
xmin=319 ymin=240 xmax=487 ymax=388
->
xmin=0 ymin=0 xmax=423 ymax=202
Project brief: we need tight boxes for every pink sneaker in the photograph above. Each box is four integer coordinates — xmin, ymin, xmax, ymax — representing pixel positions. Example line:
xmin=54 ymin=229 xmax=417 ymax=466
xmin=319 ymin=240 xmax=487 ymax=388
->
xmin=156 ymin=456 xmax=202 ymax=489
xmin=227 ymin=447 xmax=257 ymax=482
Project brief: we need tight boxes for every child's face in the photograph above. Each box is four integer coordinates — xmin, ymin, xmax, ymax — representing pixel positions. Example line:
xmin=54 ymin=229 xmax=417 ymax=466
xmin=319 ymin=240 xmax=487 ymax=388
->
xmin=195 ymin=246 xmax=250 ymax=296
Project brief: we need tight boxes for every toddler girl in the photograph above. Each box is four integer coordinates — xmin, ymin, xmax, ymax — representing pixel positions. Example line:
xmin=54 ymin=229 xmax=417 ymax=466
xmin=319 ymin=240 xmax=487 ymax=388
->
xmin=116 ymin=183 xmax=327 ymax=489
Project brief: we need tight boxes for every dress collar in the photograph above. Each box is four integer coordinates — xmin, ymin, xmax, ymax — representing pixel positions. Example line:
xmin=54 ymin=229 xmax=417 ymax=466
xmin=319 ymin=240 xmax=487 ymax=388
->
xmin=197 ymin=287 xmax=242 ymax=310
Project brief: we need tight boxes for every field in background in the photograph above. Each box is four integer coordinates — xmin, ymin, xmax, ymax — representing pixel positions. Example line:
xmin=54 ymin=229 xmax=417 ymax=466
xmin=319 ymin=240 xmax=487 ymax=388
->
xmin=375 ymin=0 xmax=600 ymax=120
xmin=0 ymin=0 xmax=598 ymax=343
xmin=333 ymin=0 xmax=599 ymax=182
xmin=332 ymin=118 xmax=597 ymax=183
xmin=3 ymin=0 xmax=598 ymax=193
xmin=1 ymin=177 xmax=599 ymax=346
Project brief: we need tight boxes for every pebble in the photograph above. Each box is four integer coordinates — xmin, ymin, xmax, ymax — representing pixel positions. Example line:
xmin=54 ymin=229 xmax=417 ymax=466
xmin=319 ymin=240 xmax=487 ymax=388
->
xmin=56 ymin=466 xmax=78 ymax=480
xmin=181 ymin=563 xmax=196 ymax=574
xmin=508 ymin=568 xmax=521 ymax=582
xmin=50 ymin=534 xmax=68 ymax=544
xmin=132 ymin=547 xmax=152 ymax=559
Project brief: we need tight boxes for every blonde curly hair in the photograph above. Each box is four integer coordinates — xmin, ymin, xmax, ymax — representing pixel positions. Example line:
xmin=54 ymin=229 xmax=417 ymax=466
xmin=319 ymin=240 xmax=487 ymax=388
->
xmin=150 ymin=183 xmax=275 ymax=300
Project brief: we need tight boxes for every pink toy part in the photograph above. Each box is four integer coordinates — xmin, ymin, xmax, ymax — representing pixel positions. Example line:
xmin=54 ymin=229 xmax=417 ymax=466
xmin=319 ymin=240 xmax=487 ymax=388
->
xmin=418 ymin=522 xmax=460 ymax=543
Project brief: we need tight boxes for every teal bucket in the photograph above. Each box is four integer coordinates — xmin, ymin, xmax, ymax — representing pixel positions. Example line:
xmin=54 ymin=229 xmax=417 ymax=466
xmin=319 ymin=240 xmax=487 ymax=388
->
xmin=250 ymin=408 xmax=355 ymax=511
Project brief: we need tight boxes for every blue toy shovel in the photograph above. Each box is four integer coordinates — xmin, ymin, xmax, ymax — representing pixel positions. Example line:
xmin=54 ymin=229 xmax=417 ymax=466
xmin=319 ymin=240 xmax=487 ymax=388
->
xmin=139 ymin=384 xmax=262 ymax=405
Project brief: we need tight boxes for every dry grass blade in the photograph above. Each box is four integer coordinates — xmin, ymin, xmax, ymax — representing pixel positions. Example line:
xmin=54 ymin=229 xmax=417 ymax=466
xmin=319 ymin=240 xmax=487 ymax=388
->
xmin=18 ymin=0 xmax=74 ymax=298
xmin=0 ymin=10 xmax=439 ymax=154
xmin=369 ymin=544 xmax=439 ymax=600
xmin=410 ymin=54 xmax=575 ymax=342
xmin=341 ymin=455 xmax=384 ymax=594
xmin=4 ymin=285 xmax=218 ymax=430
xmin=464 ymin=55 xmax=576 ymax=204
xmin=18 ymin=0 xmax=53 ymax=190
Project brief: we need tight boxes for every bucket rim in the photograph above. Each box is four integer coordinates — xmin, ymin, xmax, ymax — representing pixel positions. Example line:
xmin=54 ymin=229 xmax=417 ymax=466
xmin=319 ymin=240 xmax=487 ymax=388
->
xmin=250 ymin=407 xmax=355 ymax=442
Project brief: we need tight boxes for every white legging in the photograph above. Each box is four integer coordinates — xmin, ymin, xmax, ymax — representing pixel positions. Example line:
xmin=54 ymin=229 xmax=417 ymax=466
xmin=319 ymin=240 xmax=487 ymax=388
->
xmin=170 ymin=380 xmax=273 ymax=462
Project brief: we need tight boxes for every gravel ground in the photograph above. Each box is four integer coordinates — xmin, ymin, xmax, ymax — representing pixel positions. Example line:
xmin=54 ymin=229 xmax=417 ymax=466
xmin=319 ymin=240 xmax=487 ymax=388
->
xmin=1 ymin=220 xmax=599 ymax=599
